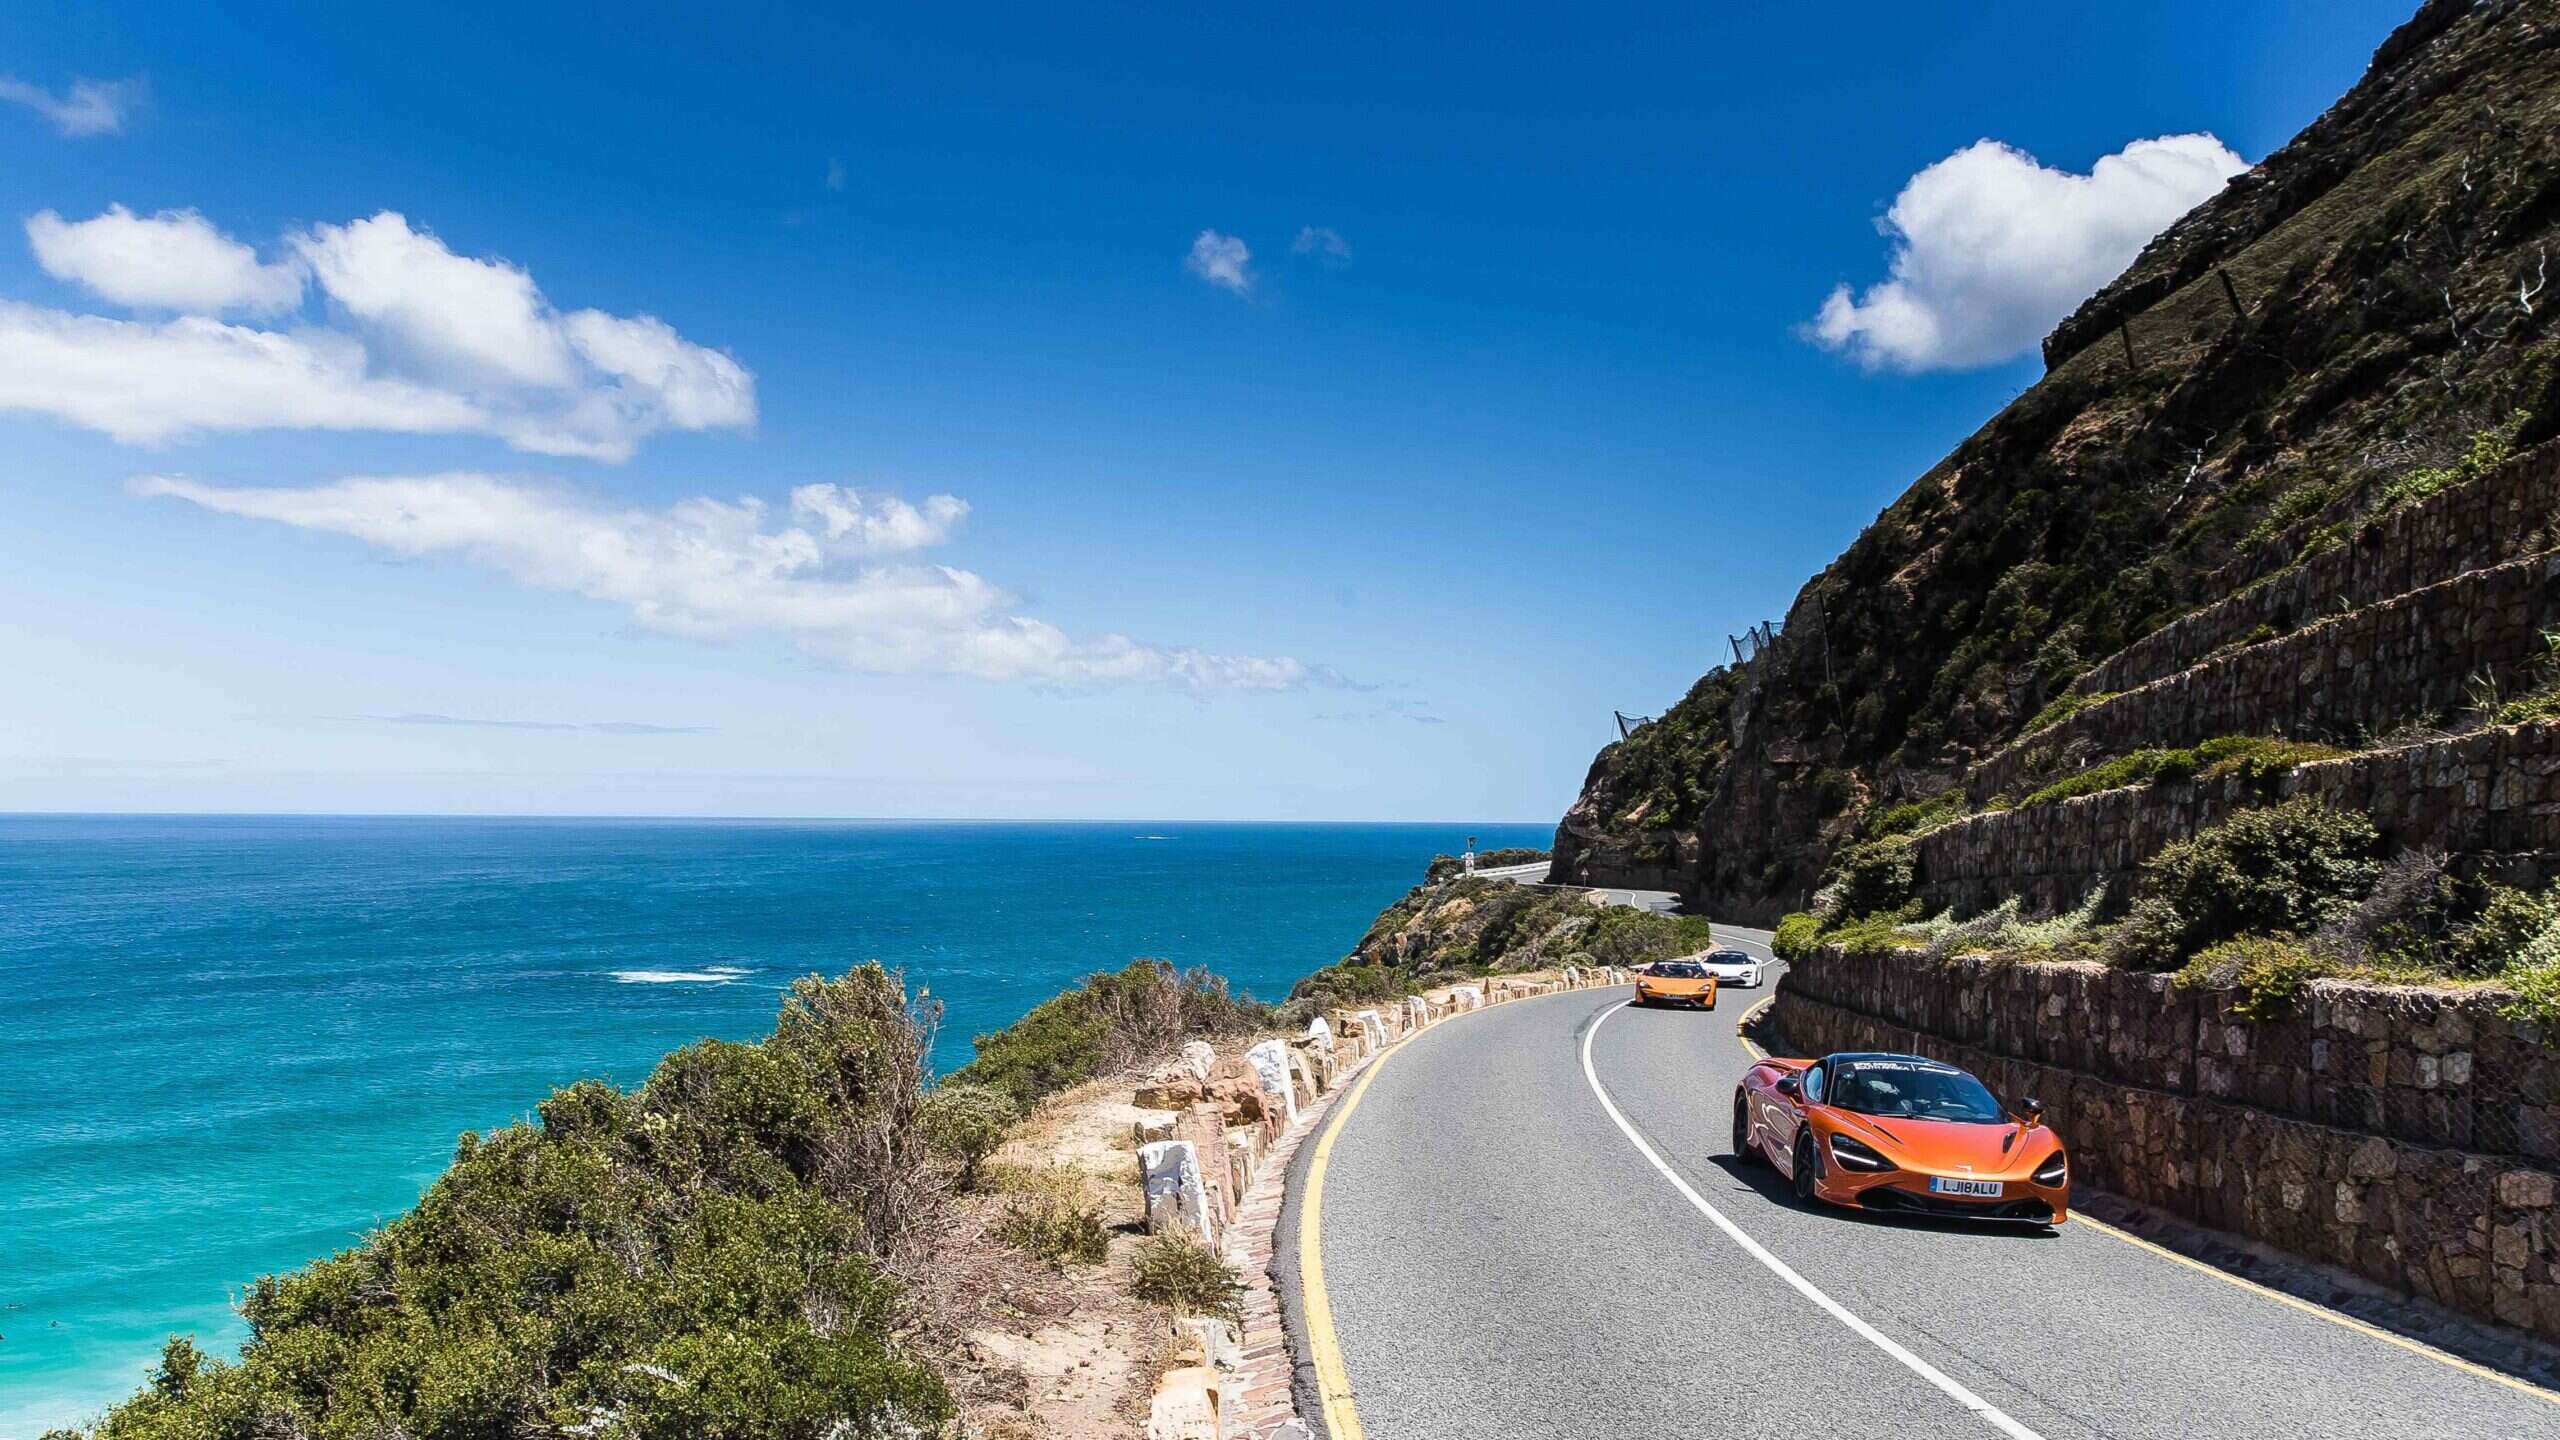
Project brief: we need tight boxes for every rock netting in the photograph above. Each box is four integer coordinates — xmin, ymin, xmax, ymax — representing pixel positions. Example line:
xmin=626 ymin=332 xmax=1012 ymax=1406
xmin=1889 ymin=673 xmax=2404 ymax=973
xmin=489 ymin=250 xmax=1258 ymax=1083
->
xmin=1915 ymin=720 xmax=2560 ymax=916
xmin=1968 ymin=550 xmax=2560 ymax=804
xmin=1774 ymin=945 xmax=2560 ymax=1342
xmin=2073 ymin=438 xmax=2560 ymax=699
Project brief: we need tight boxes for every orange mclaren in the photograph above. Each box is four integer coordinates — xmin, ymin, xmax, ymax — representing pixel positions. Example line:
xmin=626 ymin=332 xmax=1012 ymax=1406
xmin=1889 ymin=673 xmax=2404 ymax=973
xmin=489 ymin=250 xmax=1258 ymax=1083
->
xmin=1733 ymin=1051 xmax=2069 ymax=1226
xmin=1631 ymin=959 xmax=1718 ymax=1009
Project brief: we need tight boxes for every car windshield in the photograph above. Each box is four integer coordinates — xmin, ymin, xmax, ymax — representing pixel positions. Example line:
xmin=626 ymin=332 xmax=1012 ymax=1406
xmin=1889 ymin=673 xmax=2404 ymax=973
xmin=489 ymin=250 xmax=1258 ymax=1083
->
xmin=1707 ymin=952 xmax=1750 ymax=964
xmin=1650 ymin=962 xmax=1704 ymax=978
xmin=1827 ymin=1059 xmax=2004 ymax=1123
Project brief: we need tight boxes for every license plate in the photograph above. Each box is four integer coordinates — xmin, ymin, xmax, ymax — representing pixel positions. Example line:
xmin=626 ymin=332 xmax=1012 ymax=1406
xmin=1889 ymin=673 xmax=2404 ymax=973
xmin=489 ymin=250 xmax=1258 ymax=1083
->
xmin=1929 ymin=1177 xmax=2003 ymax=1198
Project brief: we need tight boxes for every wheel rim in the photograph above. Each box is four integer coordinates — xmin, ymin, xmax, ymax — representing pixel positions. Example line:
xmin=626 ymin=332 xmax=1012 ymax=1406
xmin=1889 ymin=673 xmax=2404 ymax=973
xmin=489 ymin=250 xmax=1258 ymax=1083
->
xmin=1732 ymin=1097 xmax=1751 ymax=1155
xmin=1794 ymin=1138 xmax=1817 ymax=1199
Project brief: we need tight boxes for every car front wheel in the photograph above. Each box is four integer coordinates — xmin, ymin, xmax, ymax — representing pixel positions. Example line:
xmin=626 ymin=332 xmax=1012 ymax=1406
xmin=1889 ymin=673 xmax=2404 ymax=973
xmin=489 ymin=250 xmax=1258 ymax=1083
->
xmin=1792 ymin=1134 xmax=1821 ymax=1205
xmin=1732 ymin=1094 xmax=1759 ymax=1163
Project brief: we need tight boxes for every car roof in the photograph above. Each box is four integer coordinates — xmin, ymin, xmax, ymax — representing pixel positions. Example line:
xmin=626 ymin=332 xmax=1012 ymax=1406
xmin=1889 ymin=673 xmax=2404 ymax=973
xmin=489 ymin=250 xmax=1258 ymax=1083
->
xmin=1822 ymin=1051 xmax=1957 ymax=1068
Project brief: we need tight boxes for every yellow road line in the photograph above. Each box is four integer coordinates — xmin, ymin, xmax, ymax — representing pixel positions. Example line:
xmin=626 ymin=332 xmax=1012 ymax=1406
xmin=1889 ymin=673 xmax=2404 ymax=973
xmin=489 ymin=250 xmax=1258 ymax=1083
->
xmin=2072 ymin=1212 xmax=2560 ymax=1407
xmin=1296 ymin=981 xmax=1628 ymax=1437
xmin=1740 ymin=986 xmax=2554 ymax=1404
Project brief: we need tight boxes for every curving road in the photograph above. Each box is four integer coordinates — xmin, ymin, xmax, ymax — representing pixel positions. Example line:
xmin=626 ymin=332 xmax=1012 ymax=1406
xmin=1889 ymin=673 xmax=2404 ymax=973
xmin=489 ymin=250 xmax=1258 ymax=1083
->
xmin=1282 ymin=926 xmax=2558 ymax=1439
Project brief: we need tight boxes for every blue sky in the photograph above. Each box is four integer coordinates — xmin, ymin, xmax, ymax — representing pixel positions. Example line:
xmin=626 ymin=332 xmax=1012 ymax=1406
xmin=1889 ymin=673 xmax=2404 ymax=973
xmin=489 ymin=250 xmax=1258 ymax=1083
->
xmin=0 ymin=1 xmax=2418 ymax=821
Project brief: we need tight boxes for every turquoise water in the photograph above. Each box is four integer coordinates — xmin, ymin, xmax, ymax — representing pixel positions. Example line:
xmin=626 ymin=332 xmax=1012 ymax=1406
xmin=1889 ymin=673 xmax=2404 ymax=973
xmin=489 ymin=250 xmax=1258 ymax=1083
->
xmin=0 ymin=814 xmax=1547 ymax=1435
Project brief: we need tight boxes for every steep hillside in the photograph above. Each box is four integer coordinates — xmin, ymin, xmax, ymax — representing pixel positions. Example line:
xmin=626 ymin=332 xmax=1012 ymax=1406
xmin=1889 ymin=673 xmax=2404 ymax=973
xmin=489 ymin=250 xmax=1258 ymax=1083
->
xmin=1553 ymin=0 xmax=2560 ymax=924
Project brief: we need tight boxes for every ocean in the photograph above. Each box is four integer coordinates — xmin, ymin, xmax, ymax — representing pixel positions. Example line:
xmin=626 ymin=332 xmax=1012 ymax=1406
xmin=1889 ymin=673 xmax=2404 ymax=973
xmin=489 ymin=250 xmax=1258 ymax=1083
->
xmin=0 ymin=814 xmax=1549 ymax=1435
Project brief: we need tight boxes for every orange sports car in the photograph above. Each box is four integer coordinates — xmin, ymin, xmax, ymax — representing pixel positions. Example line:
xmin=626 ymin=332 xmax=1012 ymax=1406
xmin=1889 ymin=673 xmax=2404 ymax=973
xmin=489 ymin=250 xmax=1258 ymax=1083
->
xmin=1733 ymin=1051 xmax=2069 ymax=1225
xmin=1632 ymin=959 xmax=1718 ymax=1009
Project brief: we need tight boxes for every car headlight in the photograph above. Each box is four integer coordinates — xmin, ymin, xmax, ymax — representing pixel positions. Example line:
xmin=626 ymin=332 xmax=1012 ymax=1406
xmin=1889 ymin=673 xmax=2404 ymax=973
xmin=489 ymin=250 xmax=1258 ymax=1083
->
xmin=2033 ymin=1151 xmax=2068 ymax=1186
xmin=1829 ymin=1133 xmax=1894 ymax=1172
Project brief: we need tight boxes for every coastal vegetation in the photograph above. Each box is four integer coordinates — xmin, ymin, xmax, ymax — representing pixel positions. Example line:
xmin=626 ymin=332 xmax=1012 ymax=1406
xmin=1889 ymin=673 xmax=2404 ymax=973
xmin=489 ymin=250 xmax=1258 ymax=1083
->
xmin=1287 ymin=870 xmax=1712 ymax=1015
xmin=61 ymin=956 xmax=1295 ymax=1440
xmin=79 ymin=965 xmax=955 ymax=1440
xmin=949 ymin=959 xmax=1270 ymax=1110
xmin=1423 ymin=846 xmax=1550 ymax=881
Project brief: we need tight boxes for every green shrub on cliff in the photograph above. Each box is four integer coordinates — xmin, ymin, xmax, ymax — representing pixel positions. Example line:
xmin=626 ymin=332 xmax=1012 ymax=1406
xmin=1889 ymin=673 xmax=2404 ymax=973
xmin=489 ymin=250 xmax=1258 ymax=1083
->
xmin=1860 ymin=789 xmax=1968 ymax=840
xmin=1821 ymin=834 xmax=1916 ymax=919
xmin=85 ymin=965 xmax=955 ymax=1440
xmin=2111 ymin=799 xmax=2380 ymax=969
xmin=2176 ymin=935 xmax=2333 ymax=1020
xmin=952 ymin=959 xmax=1269 ymax=1110
xmin=919 ymin=1081 xmax=1017 ymax=1188
xmin=1771 ymin=912 xmax=1821 ymax=960
xmin=2017 ymin=735 xmax=2348 ymax=810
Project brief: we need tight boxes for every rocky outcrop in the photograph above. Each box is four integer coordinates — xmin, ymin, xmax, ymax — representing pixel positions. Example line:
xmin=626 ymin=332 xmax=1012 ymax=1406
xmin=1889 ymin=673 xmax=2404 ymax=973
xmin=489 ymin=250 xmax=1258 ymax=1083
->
xmin=1552 ymin=0 xmax=2560 ymax=918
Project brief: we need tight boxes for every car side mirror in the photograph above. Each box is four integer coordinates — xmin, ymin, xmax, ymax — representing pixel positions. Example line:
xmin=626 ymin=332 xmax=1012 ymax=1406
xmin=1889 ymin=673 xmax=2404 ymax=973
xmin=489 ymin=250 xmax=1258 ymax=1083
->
xmin=2017 ymin=1096 xmax=2045 ymax=1126
xmin=1775 ymin=1075 xmax=1799 ymax=1098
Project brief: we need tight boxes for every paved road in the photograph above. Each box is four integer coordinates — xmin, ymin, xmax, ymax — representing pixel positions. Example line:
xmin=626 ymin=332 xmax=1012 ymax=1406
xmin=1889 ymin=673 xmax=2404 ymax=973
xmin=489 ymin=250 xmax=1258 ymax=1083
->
xmin=1465 ymin=860 xmax=1681 ymax=915
xmin=1291 ymin=925 xmax=2556 ymax=1439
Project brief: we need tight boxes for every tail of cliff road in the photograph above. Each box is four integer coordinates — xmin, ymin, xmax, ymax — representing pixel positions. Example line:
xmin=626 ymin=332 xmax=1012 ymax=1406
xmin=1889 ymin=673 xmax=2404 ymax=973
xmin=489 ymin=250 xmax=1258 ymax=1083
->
xmin=1554 ymin=0 xmax=2560 ymax=956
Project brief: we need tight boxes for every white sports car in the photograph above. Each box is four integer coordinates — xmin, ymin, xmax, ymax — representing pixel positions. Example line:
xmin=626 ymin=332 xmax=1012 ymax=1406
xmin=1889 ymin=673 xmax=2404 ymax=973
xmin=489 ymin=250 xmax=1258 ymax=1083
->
xmin=1692 ymin=948 xmax=1764 ymax=988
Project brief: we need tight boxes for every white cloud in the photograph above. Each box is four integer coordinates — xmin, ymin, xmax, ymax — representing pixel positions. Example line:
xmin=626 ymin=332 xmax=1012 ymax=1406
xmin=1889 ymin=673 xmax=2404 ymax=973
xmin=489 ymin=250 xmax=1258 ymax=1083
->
xmin=1808 ymin=133 xmax=2248 ymax=372
xmin=293 ymin=213 xmax=577 ymax=387
xmin=0 ymin=75 xmax=142 ymax=137
xmin=1 ymin=207 xmax=754 ymax=460
xmin=1186 ymin=230 xmax=1253 ymax=295
xmin=1292 ymin=226 xmax=1351 ymax=264
xmin=0 ymin=302 xmax=490 ymax=445
xmin=28 ymin=206 xmax=304 ymax=314
xmin=136 ymin=472 xmax=1328 ymax=690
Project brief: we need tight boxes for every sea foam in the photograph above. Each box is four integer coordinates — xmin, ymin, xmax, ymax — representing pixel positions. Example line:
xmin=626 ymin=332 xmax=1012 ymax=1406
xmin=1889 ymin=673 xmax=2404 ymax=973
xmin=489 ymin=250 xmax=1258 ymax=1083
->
xmin=612 ymin=966 xmax=749 ymax=985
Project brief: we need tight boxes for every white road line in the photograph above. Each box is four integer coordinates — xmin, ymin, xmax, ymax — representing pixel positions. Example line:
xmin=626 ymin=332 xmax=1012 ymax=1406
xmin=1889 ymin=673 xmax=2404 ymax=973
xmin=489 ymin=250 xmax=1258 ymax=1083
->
xmin=1580 ymin=1000 xmax=2049 ymax=1440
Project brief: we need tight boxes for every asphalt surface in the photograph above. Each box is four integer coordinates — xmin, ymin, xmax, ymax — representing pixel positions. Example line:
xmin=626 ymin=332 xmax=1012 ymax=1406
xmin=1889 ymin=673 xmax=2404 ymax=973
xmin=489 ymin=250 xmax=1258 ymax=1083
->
xmin=1464 ymin=860 xmax=1682 ymax=915
xmin=1291 ymin=926 xmax=2557 ymax=1439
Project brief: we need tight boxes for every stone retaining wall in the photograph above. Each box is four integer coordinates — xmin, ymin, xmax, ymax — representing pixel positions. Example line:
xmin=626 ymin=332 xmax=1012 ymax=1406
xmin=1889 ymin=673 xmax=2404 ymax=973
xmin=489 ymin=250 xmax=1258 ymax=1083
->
xmin=1123 ymin=965 xmax=1625 ymax=1439
xmin=1966 ymin=551 xmax=2560 ymax=804
xmin=1773 ymin=945 xmax=2560 ymax=1341
xmin=2074 ymin=439 xmax=2560 ymax=699
xmin=1915 ymin=720 xmax=2560 ymax=916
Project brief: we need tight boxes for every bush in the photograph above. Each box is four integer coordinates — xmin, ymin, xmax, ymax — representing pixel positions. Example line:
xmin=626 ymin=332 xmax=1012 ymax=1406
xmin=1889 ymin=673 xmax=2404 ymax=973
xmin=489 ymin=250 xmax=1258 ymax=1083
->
xmin=1129 ymin=1234 xmax=1243 ymax=1320
xmin=2017 ymin=735 xmax=2347 ymax=810
xmin=87 ymin=965 xmax=955 ymax=1440
xmin=2176 ymin=935 xmax=2333 ymax=1020
xmin=952 ymin=960 xmax=1270 ymax=1110
xmin=2446 ymin=884 xmax=2560 ymax=977
xmin=919 ymin=1082 xmax=1016 ymax=1188
xmin=1771 ymin=912 xmax=1821 ymax=960
xmin=2023 ymin=689 xmax=2116 ymax=736
xmin=2365 ymin=411 xmax=2530 ymax=526
xmin=997 ymin=1194 xmax=1110 ymax=1270
xmin=1826 ymin=835 xmax=1916 ymax=918
xmin=1824 ymin=911 xmax=1926 ymax=957
xmin=1861 ymin=789 xmax=1968 ymax=840
xmin=2122 ymin=799 xmax=2380 ymax=967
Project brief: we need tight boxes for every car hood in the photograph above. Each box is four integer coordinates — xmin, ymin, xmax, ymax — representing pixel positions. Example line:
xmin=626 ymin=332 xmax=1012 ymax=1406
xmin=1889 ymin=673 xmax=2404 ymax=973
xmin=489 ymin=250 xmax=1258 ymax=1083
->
xmin=1639 ymin=975 xmax=1713 ymax=992
xmin=1832 ymin=1113 xmax=2051 ymax=1176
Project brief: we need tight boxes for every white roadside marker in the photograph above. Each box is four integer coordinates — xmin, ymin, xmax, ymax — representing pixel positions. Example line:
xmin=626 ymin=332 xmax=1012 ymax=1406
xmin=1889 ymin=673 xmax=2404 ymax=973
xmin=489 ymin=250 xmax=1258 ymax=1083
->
xmin=1580 ymin=1000 xmax=2050 ymax=1440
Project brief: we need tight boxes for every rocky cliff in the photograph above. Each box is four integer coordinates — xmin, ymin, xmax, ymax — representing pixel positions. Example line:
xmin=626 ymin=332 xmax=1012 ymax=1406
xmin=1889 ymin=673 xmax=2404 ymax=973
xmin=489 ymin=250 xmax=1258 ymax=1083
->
xmin=1552 ymin=0 xmax=2560 ymax=922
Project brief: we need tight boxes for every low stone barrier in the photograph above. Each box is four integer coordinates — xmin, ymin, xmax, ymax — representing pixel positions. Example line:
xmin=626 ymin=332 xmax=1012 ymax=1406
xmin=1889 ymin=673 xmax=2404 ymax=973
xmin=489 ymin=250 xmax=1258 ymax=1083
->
xmin=1127 ymin=964 xmax=1625 ymax=1438
xmin=1772 ymin=945 xmax=2560 ymax=1342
